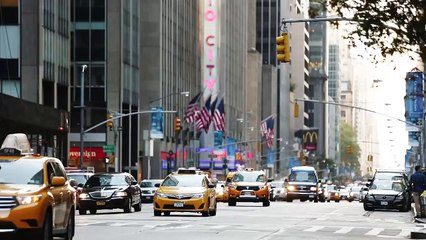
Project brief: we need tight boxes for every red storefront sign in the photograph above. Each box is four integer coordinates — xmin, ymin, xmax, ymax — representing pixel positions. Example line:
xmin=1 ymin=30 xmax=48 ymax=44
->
xmin=69 ymin=147 xmax=106 ymax=161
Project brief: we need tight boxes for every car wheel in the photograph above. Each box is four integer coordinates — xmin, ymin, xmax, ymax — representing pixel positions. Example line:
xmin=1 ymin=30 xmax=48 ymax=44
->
xmin=286 ymin=198 xmax=293 ymax=202
xmin=39 ymin=210 xmax=52 ymax=240
xmin=163 ymin=211 xmax=170 ymax=216
xmin=124 ymin=198 xmax=132 ymax=213
xmin=314 ymin=197 xmax=318 ymax=203
xmin=62 ymin=210 xmax=75 ymax=240
xmin=228 ymin=198 xmax=236 ymax=206
xmin=134 ymin=199 xmax=142 ymax=212
xmin=154 ymin=210 xmax=161 ymax=216
xmin=78 ymin=209 xmax=87 ymax=215
xmin=262 ymin=199 xmax=270 ymax=207
xmin=209 ymin=202 xmax=217 ymax=216
xmin=335 ymin=200 xmax=340 ymax=203
xmin=363 ymin=202 xmax=373 ymax=211
xmin=327 ymin=199 xmax=330 ymax=202
xmin=89 ymin=209 xmax=97 ymax=214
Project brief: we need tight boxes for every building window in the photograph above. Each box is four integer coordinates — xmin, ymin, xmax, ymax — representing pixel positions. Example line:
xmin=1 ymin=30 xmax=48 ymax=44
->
xmin=91 ymin=0 xmax=105 ymax=22
xmin=341 ymin=110 xmax=346 ymax=118
xmin=91 ymin=30 xmax=105 ymax=61
xmin=75 ymin=30 xmax=89 ymax=61
xmin=74 ymin=0 xmax=90 ymax=22
xmin=2 ymin=79 xmax=20 ymax=97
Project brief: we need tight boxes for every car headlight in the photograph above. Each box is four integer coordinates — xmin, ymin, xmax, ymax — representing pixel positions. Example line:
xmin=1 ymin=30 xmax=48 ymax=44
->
xmin=287 ymin=186 xmax=295 ymax=191
xmin=396 ymin=192 xmax=404 ymax=200
xmin=192 ymin=193 xmax=204 ymax=199
xmin=155 ymin=192 xmax=167 ymax=198
xmin=367 ymin=194 xmax=375 ymax=200
xmin=114 ymin=191 xmax=128 ymax=197
xmin=16 ymin=195 xmax=42 ymax=205
xmin=350 ymin=192 xmax=354 ymax=196
xmin=79 ymin=193 xmax=89 ymax=199
xmin=310 ymin=187 xmax=317 ymax=191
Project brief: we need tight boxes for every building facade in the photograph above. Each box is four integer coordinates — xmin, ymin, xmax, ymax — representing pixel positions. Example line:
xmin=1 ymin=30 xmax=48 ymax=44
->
xmin=0 ymin=0 xmax=69 ymax=162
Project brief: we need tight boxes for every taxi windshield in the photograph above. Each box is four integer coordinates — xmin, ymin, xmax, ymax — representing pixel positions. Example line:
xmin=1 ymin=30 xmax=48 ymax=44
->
xmin=0 ymin=159 xmax=44 ymax=185
xmin=162 ymin=175 xmax=204 ymax=187
xmin=234 ymin=172 xmax=265 ymax=182
xmin=85 ymin=175 xmax=128 ymax=187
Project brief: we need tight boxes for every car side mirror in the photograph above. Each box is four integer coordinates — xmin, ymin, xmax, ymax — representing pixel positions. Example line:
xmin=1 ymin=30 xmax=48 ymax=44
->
xmin=318 ymin=179 xmax=322 ymax=183
xmin=365 ymin=183 xmax=370 ymax=188
xmin=131 ymin=181 xmax=138 ymax=185
xmin=284 ymin=178 xmax=289 ymax=183
xmin=77 ymin=183 xmax=84 ymax=188
xmin=154 ymin=183 xmax=161 ymax=188
xmin=267 ymin=178 xmax=274 ymax=182
xmin=208 ymin=183 xmax=215 ymax=188
xmin=220 ymin=184 xmax=225 ymax=188
xmin=51 ymin=176 xmax=66 ymax=186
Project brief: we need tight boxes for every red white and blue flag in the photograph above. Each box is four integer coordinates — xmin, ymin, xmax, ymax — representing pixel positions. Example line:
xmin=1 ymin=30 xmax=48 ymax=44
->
xmin=195 ymin=95 xmax=212 ymax=132
xmin=213 ymin=98 xmax=225 ymax=132
xmin=184 ymin=92 xmax=202 ymax=124
xmin=260 ymin=117 xmax=274 ymax=148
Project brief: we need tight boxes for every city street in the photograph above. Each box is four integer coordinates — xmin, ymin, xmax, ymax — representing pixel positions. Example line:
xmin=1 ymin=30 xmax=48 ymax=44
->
xmin=73 ymin=201 xmax=418 ymax=240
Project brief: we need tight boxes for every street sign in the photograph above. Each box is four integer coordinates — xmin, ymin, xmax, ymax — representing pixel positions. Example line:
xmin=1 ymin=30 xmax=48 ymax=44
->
xmin=103 ymin=145 xmax=115 ymax=153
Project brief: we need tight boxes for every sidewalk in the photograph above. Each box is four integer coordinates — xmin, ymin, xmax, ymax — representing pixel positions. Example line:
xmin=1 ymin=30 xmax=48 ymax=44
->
xmin=410 ymin=203 xmax=426 ymax=239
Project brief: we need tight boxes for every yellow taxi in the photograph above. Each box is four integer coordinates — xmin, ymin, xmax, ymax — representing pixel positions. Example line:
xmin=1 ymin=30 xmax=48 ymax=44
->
xmin=227 ymin=168 xmax=270 ymax=207
xmin=0 ymin=133 xmax=76 ymax=239
xmin=153 ymin=168 xmax=217 ymax=217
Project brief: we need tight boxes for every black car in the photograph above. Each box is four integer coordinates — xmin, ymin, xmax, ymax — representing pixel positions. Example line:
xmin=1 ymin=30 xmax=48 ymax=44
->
xmin=78 ymin=172 xmax=142 ymax=215
xmin=363 ymin=172 xmax=411 ymax=212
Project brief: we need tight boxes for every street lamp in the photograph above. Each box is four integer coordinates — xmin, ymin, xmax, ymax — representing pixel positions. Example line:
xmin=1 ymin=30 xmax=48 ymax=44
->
xmin=79 ymin=64 xmax=87 ymax=169
xmin=149 ymin=91 xmax=190 ymax=105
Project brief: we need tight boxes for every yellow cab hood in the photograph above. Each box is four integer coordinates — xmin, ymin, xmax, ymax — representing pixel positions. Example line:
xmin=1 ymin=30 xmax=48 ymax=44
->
xmin=0 ymin=184 xmax=44 ymax=196
xmin=158 ymin=187 xmax=205 ymax=194
xmin=234 ymin=182 xmax=266 ymax=187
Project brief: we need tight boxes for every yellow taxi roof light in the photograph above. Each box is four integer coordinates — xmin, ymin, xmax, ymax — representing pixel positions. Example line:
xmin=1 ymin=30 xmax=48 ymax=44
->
xmin=1 ymin=133 xmax=32 ymax=155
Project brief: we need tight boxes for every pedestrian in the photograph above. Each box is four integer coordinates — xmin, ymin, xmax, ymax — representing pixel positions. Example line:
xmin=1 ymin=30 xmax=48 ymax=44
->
xmin=409 ymin=165 xmax=426 ymax=217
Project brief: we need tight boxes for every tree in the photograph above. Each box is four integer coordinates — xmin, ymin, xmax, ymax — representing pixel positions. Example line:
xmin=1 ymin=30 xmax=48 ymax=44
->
xmin=325 ymin=0 xmax=426 ymax=63
xmin=340 ymin=121 xmax=361 ymax=176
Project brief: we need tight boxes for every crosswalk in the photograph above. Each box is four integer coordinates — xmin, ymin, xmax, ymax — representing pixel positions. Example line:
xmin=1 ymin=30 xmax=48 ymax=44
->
xmin=76 ymin=219 xmax=418 ymax=238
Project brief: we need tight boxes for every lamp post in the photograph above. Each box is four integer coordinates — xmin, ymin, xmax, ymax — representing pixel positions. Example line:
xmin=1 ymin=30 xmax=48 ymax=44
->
xmin=79 ymin=65 xmax=87 ymax=169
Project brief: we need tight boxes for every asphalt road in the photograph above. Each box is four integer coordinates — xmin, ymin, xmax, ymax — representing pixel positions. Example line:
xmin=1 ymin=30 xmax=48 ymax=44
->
xmin=72 ymin=201 xmax=420 ymax=240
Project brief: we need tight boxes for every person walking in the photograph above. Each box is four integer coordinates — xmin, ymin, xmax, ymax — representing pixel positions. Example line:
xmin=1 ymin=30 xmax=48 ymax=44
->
xmin=410 ymin=165 xmax=426 ymax=217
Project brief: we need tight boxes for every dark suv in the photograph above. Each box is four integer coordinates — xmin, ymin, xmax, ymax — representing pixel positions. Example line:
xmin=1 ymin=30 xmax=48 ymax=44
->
xmin=284 ymin=166 xmax=321 ymax=202
xmin=363 ymin=169 xmax=411 ymax=211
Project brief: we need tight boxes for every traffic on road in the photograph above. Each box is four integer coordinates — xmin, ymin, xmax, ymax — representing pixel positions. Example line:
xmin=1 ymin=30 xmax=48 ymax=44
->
xmin=0 ymin=133 xmax=422 ymax=240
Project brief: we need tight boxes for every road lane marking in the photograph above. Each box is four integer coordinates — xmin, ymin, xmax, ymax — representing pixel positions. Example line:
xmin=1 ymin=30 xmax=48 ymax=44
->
xmin=335 ymin=227 xmax=354 ymax=234
xmin=259 ymin=228 xmax=286 ymax=240
xmin=395 ymin=228 xmax=411 ymax=237
xmin=209 ymin=225 xmax=228 ymax=229
xmin=304 ymin=226 xmax=324 ymax=232
xmin=365 ymin=228 xmax=384 ymax=236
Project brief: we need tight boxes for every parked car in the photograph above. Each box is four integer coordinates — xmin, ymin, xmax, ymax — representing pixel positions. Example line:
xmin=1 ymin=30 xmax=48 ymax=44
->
xmin=140 ymin=179 xmax=163 ymax=203
xmin=363 ymin=172 xmax=411 ymax=212
xmin=79 ymin=172 xmax=142 ymax=215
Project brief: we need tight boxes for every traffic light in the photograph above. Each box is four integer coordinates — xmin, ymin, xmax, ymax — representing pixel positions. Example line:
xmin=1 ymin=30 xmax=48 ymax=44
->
xmin=367 ymin=154 xmax=373 ymax=162
xmin=107 ymin=114 xmax=113 ymax=130
xmin=347 ymin=144 xmax=353 ymax=154
xmin=276 ymin=32 xmax=290 ymax=63
xmin=294 ymin=102 xmax=299 ymax=118
xmin=174 ymin=117 xmax=181 ymax=132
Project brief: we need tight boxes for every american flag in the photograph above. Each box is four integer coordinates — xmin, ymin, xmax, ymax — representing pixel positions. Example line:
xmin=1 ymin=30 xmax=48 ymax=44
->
xmin=260 ymin=117 xmax=274 ymax=148
xmin=184 ymin=92 xmax=202 ymax=124
xmin=213 ymin=98 xmax=225 ymax=132
xmin=195 ymin=95 xmax=212 ymax=132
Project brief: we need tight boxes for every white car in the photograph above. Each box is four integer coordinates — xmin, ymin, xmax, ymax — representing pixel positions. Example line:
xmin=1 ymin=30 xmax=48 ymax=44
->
xmin=270 ymin=181 xmax=285 ymax=201
xmin=140 ymin=179 xmax=163 ymax=203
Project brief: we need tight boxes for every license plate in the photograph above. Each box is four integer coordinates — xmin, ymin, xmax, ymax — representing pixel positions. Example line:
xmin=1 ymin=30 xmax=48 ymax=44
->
xmin=381 ymin=201 xmax=388 ymax=206
xmin=245 ymin=192 xmax=251 ymax=196
xmin=146 ymin=196 xmax=151 ymax=199
xmin=96 ymin=201 xmax=106 ymax=206
xmin=309 ymin=195 xmax=314 ymax=198
xmin=174 ymin=202 xmax=184 ymax=207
